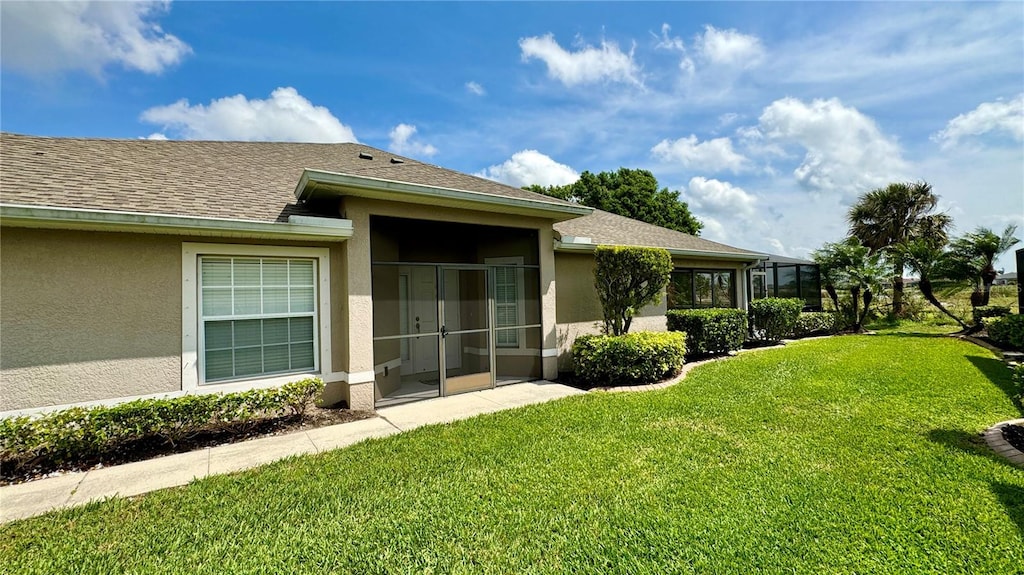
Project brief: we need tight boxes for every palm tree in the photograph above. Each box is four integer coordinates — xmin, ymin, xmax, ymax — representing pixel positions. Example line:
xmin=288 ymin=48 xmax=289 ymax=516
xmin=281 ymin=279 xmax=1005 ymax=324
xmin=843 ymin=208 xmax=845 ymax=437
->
xmin=895 ymin=239 xmax=969 ymax=330
xmin=811 ymin=238 xmax=887 ymax=332
xmin=946 ymin=225 xmax=1020 ymax=307
xmin=847 ymin=181 xmax=951 ymax=317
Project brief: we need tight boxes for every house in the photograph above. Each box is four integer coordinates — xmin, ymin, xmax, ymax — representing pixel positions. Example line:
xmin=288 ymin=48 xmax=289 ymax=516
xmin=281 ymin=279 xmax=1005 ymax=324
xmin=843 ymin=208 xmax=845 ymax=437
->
xmin=993 ymin=272 xmax=1017 ymax=286
xmin=0 ymin=133 xmax=764 ymax=414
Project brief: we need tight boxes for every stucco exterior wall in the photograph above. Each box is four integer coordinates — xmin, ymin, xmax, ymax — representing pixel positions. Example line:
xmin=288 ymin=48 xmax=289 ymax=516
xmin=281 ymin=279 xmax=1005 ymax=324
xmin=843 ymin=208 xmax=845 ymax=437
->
xmin=1 ymin=228 xmax=183 ymax=411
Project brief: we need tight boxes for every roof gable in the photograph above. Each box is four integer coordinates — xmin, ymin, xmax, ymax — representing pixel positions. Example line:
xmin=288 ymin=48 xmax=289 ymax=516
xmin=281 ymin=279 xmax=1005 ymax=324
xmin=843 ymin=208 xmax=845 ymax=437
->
xmin=0 ymin=133 xmax=581 ymax=223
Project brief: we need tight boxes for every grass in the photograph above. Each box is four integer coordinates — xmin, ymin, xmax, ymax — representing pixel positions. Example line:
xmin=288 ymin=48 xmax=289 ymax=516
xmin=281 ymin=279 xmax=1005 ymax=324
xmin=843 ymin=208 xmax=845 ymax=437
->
xmin=3 ymin=335 xmax=1023 ymax=574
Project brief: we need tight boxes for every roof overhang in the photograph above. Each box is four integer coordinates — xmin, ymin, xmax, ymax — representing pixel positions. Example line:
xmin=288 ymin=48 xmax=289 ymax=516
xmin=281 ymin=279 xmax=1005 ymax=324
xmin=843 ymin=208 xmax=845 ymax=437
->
xmin=0 ymin=204 xmax=353 ymax=242
xmin=294 ymin=169 xmax=592 ymax=222
xmin=555 ymin=237 xmax=766 ymax=263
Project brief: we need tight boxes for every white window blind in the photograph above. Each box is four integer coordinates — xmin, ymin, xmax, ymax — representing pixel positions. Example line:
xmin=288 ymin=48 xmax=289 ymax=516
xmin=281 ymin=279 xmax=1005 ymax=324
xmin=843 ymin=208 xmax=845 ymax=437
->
xmin=199 ymin=257 xmax=317 ymax=382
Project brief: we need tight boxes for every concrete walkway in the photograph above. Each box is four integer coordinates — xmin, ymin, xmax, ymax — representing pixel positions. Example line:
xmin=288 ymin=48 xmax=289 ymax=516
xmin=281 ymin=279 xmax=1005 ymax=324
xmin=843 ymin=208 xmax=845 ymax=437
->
xmin=0 ymin=381 xmax=584 ymax=523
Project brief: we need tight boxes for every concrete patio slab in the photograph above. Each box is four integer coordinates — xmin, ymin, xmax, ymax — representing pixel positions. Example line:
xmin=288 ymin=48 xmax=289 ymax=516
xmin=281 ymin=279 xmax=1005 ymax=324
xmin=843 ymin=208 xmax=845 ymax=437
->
xmin=305 ymin=416 xmax=401 ymax=452
xmin=378 ymin=393 xmax=505 ymax=431
xmin=67 ymin=448 xmax=211 ymax=506
xmin=476 ymin=380 xmax=586 ymax=408
xmin=0 ymin=471 xmax=86 ymax=523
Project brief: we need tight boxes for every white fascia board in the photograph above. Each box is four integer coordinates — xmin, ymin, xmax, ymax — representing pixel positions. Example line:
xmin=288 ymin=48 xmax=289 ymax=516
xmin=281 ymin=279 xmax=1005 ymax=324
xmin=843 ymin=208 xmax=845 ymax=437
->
xmin=294 ymin=169 xmax=592 ymax=221
xmin=554 ymin=239 xmax=765 ymax=263
xmin=0 ymin=204 xmax=353 ymax=242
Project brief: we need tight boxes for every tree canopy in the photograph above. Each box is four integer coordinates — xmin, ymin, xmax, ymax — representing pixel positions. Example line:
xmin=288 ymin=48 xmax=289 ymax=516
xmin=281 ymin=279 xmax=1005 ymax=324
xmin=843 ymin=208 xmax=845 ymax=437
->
xmin=846 ymin=181 xmax=951 ymax=316
xmin=525 ymin=168 xmax=703 ymax=236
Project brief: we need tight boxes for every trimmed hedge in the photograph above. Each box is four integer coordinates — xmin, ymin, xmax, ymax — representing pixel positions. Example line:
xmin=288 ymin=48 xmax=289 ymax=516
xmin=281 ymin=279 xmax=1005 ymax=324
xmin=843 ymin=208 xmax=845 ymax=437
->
xmin=793 ymin=311 xmax=839 ymax=338
xmin=666 ymin=308 xmax=747 ymax=356
xmin=0 ymin=377 xmax=323 ymax=471
xmin=572 ymin=331 xmax=686 ymax=386
xmin=988 ymin=314 xmax=1024 ymax=351
xmin=749 ymin=298 xmax=804 ymax=343
xmin=973 ymin=305 xmax=1011 ymax=325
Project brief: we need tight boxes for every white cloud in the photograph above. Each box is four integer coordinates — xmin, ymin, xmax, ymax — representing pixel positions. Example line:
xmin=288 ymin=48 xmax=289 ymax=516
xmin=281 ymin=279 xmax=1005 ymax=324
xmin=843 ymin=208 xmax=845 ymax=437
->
xmin=519 ymin=33 xmax=641 ymax=87
xmin=654 ymin=23 xmax=685 ymax=52
xmin=144 ymin=132 xmax=168 ymax=140
xmin=754 ymin=97 xmax=908 ymax=197
xmin=140 ymin=87 xmax=358 ymax=142
xmin=694 ymin=25 xmax=764 ymax=68
xmin=0 ymin=1 xmax=190 ymax=76
xmin=684 ymin=177 xmax=757 ymax=218
xmin=388 ymin=124 xmax=438 ymax=157
xmin=465 ymin=81 xmax=486 ymax=96
xmin=651 ymin=135 xmax=748 ymax=173
xmin=933 ymin=94 xmax=1024 ymax=148
xmin=476 ymin=150 xmax=579 ymax=188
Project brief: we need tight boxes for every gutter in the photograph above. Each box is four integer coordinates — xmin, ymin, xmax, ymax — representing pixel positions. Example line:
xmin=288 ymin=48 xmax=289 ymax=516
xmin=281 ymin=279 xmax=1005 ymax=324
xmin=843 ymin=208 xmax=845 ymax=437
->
xmin=295 ymin=169 xmax=592 ymax=221
xmin=555 ymin=237 xmax=766 ymax=263
xmin=0 ymin=204 xmax=353 ymax=242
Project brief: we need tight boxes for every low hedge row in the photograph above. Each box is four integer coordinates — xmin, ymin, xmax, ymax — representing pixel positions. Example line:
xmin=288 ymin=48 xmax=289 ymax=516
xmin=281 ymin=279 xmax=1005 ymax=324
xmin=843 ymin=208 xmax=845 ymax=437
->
xmin=973 ymin=305 xmax=1011 ymax=326
xmin=0 ymin=378 xmax=323 ymax=470
xmin=572 ymin=332 xmax=686 ymax=386
xmin=749 ymin=298 xmax=804 ymax=343
xmin=793 ymin=311 xmax=839 ymax=338
xmin=666 ymin=308 xmax=747 ymax=356
xmin=988 ymin=314 xmax=1024 ymax=351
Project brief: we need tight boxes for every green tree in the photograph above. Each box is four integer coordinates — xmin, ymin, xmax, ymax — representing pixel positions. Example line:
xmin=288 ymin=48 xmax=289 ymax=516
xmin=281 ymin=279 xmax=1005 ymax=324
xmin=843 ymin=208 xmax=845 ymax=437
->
xmin=944 ymin=225 xmax=1020 ymax=307
xmin=526 ymin=168 xmax=703 ymax=235
xmin=593 ymin=246 xmax=673 ymax=336
xmin=847 ymin=181 xmax=951 ymax=317
xmin=811 ymin=238 xmax=888 ymax=333
xmin=895 ymin=239 xmax=969 ymax=330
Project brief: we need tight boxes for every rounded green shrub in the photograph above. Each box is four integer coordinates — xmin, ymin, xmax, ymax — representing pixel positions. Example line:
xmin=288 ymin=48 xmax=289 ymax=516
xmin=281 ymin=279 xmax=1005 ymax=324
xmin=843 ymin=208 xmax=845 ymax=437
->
xmin=749 ymin=298 xmax=804 ymax=342
xmin=793 ymin=311 xmax=839 ymax=338
xmin=973 ymin=305 xmax=1011 ymax=326
xmin=572 ymin=331 xmax=686 ymax=386
xmin=988 ymin=314 xmax=1024 ymax=351
xmin=666 ymin=308 xmax=747 ymax=356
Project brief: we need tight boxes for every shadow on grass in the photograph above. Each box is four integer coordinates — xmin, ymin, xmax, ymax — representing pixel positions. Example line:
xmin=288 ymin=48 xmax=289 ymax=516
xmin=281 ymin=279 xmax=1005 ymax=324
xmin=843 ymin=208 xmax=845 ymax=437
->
xmin=991 ymin=482 xmax=1024 ymax=538
xmin=966 ymin=356 xmax=1023 ymax=416
xmin=925 ymin=429 xmax=1020 ymax=470
xmin=873 ymin=333 xmax=951 ymax=339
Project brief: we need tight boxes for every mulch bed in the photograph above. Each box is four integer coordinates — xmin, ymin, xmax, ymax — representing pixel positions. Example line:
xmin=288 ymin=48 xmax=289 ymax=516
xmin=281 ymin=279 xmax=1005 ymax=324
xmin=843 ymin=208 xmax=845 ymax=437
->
xmin=1002 ymin=423 xmax=1024 ymax=453
xmin=1 ymin=405 xmax=374 ymax=486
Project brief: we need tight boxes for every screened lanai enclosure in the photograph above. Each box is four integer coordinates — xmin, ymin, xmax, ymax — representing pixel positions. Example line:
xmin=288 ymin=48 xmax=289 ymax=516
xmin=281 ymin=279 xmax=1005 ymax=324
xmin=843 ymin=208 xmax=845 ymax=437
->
xmin=370 ymin=216 xmax=543 ymax=406
xmin=747 ymin=254 xmax=822 ymax=311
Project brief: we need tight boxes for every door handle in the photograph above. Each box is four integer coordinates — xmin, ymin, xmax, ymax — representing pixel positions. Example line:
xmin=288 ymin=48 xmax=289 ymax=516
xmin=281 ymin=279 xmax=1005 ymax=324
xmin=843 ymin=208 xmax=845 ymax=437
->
xmin=441 ymin=326 xmax=448 ymax=338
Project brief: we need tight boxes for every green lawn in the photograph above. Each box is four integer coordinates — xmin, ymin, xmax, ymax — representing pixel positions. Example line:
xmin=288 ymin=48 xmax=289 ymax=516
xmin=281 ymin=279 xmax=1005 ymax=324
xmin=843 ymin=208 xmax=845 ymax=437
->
xmin=3 ymin=335 xmax=1023 ymax=574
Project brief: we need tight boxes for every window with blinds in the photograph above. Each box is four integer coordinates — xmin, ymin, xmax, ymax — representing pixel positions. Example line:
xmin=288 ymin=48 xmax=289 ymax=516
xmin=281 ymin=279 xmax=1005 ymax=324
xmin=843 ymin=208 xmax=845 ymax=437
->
xmin=199 ymin=257 xmax=318 ymax=383
xmin=494 ymin=266 xmax=520 ymax=347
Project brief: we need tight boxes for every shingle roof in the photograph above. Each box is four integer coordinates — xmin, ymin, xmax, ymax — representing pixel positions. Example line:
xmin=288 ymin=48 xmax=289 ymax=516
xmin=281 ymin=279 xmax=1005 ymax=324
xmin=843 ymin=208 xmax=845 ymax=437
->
xmin=553 ymin=208 xmax=762 ymax=257
xmin=0 ymin=133 xmax=576 ymax=223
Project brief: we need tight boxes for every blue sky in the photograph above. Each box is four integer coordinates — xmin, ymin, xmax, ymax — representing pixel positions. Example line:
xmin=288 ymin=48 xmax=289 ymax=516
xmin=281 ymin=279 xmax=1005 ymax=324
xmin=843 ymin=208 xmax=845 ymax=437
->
xmin=2 ymin=1 xmax=1022 ymax=269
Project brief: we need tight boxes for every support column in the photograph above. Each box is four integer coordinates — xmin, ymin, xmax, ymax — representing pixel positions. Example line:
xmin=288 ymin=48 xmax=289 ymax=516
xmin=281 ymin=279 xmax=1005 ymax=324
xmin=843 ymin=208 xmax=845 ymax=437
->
xmin=342 ymin=201 xmax=375 ymax=410
xmin=539 ymin=226 xmax=558 ymax=380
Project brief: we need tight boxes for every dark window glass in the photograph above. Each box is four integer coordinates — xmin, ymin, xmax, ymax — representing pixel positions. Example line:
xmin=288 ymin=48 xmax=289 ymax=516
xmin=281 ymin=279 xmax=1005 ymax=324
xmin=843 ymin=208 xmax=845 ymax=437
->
xmin=668 ymin=271 xmax=693 ymax=309
xmin=713 ymin=272 xmax=734 ymax=307
xmin=695 ymin=273 xmax=714 ymax=307
xmin=777 ymin=266 xmax=798 ymax=298
xmin=799 ymin=265 xmax=822 ymax=309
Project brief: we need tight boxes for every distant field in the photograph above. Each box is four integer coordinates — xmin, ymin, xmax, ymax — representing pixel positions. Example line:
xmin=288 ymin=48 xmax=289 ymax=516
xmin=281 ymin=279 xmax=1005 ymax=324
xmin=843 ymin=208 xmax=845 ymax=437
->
xmin=823 ymin=283 xmax=1019 ymax=325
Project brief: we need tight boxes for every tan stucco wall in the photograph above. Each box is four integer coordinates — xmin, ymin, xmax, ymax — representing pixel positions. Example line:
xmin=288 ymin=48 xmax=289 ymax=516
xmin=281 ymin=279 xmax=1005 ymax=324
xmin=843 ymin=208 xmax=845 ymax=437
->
xmin=1 ymin=227 xmax=349 ymax=412
xmin=1 ymin=228 xmax=182 ymax=411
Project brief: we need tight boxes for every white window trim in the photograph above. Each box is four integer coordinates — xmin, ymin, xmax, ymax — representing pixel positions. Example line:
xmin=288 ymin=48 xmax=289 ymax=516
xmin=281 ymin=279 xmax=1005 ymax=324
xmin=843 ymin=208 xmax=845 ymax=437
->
xmin=182 ymin=243 xmax=332 ymax=392
xmin=486 ymin=256 xmax=527 ymax=349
